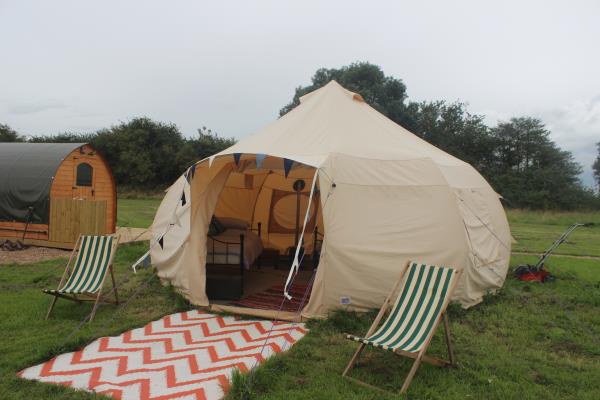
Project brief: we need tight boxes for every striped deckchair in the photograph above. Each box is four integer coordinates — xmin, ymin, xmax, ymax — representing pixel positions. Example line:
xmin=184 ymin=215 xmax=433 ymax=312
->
xmin=342 ymin=261 xmax=462 ymax=394
xmin=44 ymin=234 xmax=120 ymax=323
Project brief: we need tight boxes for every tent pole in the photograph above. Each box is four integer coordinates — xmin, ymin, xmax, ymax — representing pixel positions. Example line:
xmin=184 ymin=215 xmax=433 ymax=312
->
xmin=250 ymin=171 xmax=271 ymax=235
xmin=294 ymin=188 xmax=301 ymax=247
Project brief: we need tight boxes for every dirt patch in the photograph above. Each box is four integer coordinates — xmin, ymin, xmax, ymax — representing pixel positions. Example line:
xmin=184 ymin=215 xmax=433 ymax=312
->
xmin=0 ymin=246 xmax=70 ymax=265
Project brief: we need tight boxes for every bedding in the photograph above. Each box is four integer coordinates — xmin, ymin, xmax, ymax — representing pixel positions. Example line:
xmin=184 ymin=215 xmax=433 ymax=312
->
xmin=207 ymin=228 xmax=263 ymax=268
xmin=218 ymin=217 xmax=249 ymax=230
xmin=208 ymin=216 xmax=226 ymax=236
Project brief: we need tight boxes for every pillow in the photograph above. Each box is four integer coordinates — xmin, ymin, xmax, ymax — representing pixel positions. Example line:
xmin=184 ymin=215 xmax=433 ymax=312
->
xmin=208 ymin=216 xmax=226 ymax=236
xmin=218 ymin=217 xmax=249 ymax=230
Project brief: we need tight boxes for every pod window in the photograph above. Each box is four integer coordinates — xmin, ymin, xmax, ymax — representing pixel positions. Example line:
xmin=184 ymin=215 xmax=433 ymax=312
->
xmin=76 ymin=163 xmax=93 ymax=186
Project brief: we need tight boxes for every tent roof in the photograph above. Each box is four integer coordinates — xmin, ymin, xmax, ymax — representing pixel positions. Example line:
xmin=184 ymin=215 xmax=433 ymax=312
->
xmin=213 ymin=80 xmax=467 ymax=168
xmin=0 ymin=142 xmax=85 ymax=224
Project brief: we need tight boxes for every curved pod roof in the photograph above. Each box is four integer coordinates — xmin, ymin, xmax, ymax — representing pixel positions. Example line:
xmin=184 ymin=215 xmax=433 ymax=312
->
xmin=0 ymin=143 xmax=85 ymax=223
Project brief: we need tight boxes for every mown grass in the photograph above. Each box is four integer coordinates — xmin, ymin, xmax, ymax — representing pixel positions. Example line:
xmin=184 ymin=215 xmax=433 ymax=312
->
xmin=223 ymin=254 xmax=600 ymax=400
xmin=116 ymin=198 xmax=161 ymax=228
xmin=0 ymin=208 xmax=599 ymax=399
xmin=0 ymin=242 xmax=187 ymax=400
xmin=507 ymin=209 xmax=600 ymax=257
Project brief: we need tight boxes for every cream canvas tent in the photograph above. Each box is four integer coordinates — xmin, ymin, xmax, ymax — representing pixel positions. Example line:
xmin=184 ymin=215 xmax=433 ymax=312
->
xmin=150 ymin=81 xmax=511 ymax=320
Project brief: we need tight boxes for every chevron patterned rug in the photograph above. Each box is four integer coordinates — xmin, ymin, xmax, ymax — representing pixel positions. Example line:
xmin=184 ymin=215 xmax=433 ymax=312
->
xmin=19 ymin=310 xmax=308 ymax=400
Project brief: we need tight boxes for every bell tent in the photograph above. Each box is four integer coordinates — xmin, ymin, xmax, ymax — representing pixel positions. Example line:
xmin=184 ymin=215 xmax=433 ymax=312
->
xmin=150 ymin=81 xmax=511 ymax=320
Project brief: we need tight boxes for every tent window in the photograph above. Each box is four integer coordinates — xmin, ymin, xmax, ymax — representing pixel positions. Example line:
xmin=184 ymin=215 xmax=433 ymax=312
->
xmin=76 ymin=163 xmax=93 ymax=186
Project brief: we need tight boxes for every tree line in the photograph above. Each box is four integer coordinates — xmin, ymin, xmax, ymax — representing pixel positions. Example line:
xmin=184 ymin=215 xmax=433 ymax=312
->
xmin=0 ymin=120 xmax=235 ymax=191
xmin=282 ymin=63 xmax=600 ymax=210
xmin=1 ymin=62 xmax=599 ymax=209
xmin=594 ymin=142 xmax=600 ymax=190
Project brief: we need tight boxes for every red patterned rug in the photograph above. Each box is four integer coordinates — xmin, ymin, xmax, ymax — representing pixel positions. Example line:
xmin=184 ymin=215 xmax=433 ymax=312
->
xmin=19 ymin=310 xmax=307 ymax=400
xmin=232 ymin=283 xmax=311 ymax=312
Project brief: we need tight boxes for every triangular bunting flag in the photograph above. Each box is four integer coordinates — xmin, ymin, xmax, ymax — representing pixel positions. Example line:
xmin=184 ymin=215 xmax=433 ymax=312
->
xmin=184 ymin=169 xmax=190 ymax=183
xmin=256 ymin=153 xmax=266 ymax=169
xmin=190 ymin=163 xmax=196 ymax=178
xmin=158 ymin=235 xmax=164 ymax=249
xmin=181 ymin=191 xmax=186 ymax=206
xmin=284 ymin=158 xmax=294 ymax=178
xmin=208 ymin=155 xmax=215 ymax=167
xmin=233 ymin=153 xmax=242 ymax=166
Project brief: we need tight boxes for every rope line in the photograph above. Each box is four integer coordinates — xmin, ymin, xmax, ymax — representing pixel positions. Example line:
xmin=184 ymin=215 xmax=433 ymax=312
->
xmin=49 ymin=167 xmax=184 ymax=358
xmin=53 ymin=268 xmax=156 ymax=351
xmin=251 ymin=248 xmax=314 ymax=364
xmin=248 ymin=166 xmax=333 ymax=376
xmin=457 ymin=194 xmax=510 ymax=251
xmin=249 ymin=259 xmax=317 ymax=381
xmin=86 ymin=271 xmax=158 ymax=342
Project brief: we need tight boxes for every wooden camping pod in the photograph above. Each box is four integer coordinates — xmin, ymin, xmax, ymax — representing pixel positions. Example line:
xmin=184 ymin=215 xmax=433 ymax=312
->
xmin=0 ymin=143 xmax=116 ymax=249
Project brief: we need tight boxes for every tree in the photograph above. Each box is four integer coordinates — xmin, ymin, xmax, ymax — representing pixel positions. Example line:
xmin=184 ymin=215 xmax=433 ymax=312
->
xmin=409 ymin=101 xmax=496 ymax=173
xmin=280 ymin=62 xmax=416 ymax=129
xmin=489 ymin=117 xmax=586 ymax=209
xmin=92 ymin=118 xmax=186 ymax=189
xmin=282 ymin=62 xmax=598 ymax=209
xmin=176 ymin=126 xmax=236 ymax=171
xmin=594 ymin=142 xmax=600 ymax=191
xmin=29 ymin=132 xmax=93 ymax=143
xmin=27 ymin=118 xmax=236 ymax=191
xmin=0 ymin=123 xmax=24 ymax=142
xmin=32 ymin=118 xmax=188 ymax=189
xmin=280 ymin=62 xmax=496 ymax=176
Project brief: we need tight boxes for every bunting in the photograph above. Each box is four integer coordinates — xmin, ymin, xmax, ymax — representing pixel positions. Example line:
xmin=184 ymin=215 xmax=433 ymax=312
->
xmin=256 ymin=153 xmax=266 ymax=169
xmin=233 ymin=153 xmax=242 ymax=166
xmin=184 ymin=162 xmax=197 ymax=183
xmin=158 ymin=235 xmax=164 ymax=250
xmin=284 ymin=158 xmax=294 ymax=178
xmin=181 ymin=191 xmax=186 ymax=206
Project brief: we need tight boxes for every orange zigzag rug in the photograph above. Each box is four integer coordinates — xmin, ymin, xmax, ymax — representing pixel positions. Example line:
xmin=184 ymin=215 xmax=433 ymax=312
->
xmin=19 ymin=310 xmax=308 ymax=400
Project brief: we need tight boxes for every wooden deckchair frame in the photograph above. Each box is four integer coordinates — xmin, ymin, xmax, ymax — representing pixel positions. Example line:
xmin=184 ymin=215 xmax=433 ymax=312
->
xmin=342 ymin=261 xmax=462 ymax=394
xmin=45 ymin=234 xmax=120 ymax=323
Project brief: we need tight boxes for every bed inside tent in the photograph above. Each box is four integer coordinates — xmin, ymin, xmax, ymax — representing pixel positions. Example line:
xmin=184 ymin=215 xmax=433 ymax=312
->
xmin=199 ymin=155 xmax=323 ymax=319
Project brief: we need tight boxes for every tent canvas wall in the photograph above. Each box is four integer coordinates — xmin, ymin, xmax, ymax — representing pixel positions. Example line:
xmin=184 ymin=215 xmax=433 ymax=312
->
xmin=151 ymin=81 xmax=511 ymax=319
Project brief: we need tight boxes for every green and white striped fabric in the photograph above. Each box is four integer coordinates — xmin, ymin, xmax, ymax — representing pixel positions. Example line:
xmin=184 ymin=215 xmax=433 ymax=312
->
xmin=347 ymin=262 xmax=457 ymax=353
xmin=46 ymin=236 xmax=114 ymax=294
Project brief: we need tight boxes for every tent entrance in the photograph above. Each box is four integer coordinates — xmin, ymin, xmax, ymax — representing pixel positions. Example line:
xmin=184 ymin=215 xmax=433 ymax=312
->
xmin=205 ymin=156 xmax=323 ymax=318
xmin=208 ymin=265 xmax=315 ymax=318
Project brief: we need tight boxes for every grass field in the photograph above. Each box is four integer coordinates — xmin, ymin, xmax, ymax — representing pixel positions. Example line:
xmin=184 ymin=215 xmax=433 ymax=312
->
xmin=508 ymin=209 xmax=600 ymax=257
xmin=117 ymin=198 xmax=161 ymax=228
xmin=0 ymin=204 xmax=599 ymax=399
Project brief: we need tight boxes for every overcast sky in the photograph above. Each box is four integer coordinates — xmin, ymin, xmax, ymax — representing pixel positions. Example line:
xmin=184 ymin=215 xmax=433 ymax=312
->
xmin=1 ymin=0 xmax=598 ymax=185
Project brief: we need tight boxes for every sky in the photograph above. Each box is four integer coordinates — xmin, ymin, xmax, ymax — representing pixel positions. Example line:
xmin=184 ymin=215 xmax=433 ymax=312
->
xmin=1 ymin=0 xmax=599 ymax=186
